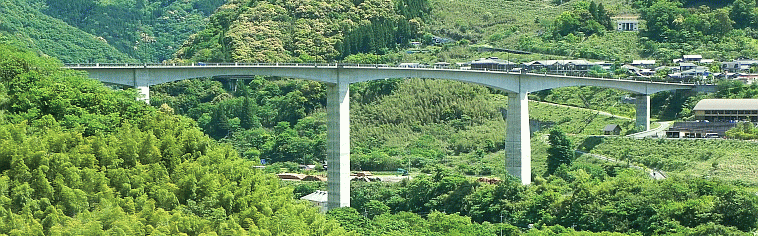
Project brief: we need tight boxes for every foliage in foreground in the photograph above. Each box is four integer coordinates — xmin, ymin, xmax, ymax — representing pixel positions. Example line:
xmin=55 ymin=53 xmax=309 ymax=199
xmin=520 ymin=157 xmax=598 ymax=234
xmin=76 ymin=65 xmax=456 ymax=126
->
xmin=347 ymin=164 xmax=758 ymax=235
xmin=0 ymin=43 xmax=348 ymax=235
xmin=725 ymin=122 xmax=758 ymax=140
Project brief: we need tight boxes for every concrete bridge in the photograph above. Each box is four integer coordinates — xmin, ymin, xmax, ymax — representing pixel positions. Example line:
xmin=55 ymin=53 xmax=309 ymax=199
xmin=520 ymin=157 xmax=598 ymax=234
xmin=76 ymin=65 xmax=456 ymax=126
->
xmin=64 ymin=63 xmax=693 ymax=210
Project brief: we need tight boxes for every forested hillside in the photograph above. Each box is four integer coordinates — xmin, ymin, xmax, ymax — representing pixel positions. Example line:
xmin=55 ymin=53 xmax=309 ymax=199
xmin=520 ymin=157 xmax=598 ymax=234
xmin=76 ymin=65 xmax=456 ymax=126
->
xmin=174 ymin=0 xmax=429 ymax=62
xmin=0 ymin=0 xmax=132 ymax=63
xmin=40 ymin=0 xmax=226 ymax=62
xmin=0 ymin=43 xmax=350 ymax=235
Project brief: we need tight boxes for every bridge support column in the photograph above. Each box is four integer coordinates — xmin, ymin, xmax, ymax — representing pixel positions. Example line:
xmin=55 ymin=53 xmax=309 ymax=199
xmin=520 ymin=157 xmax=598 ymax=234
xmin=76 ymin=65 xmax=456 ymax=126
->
xmin=326 ymin=82 xmax=350 ymax=210
xmin=635 ymin=94 xmax=650 ymax=131
xmin=134 ymin=69 xmax=150 ymax=104
xmin=506 ymin=92 xmax=531 ymax=185
xmin=137 ymin=86 xmax=150 ymax=104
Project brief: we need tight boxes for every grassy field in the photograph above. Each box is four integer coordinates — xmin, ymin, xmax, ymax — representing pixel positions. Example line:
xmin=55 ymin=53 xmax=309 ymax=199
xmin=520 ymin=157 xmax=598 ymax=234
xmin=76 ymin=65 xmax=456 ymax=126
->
xmin=577 ymin=136 xmax=758 ymax=185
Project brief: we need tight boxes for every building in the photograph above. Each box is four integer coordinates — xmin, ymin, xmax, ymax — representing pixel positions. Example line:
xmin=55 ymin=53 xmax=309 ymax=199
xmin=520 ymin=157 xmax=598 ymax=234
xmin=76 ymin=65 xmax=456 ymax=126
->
xmin=470 ymin=57 xmax=516 ymax=71
xmin=300 ymin=190 xmax=328 ymax=212
xmin=679 ymin=62 xmax=697 ymax=71
xmin=594 ymin=61 xmax=613 ymax=71
xmin=433 ymin=62 xmax=451 ymax=68
xmin=683 ymin=55 xmax=703 ymax=62
xmin=603 ymin=124 xmax=622 ymax=135
xmin=398 ymin=62 xmax=425 ymax=68
xmin=665 ymin=121 xmax=737 ymax=138
xmin=632 ymin=60 xmax=656 ymax=69
xmin=693 ymin=99 xmax=758 ymax=122
xmin=721 ymin=59 xmax=758 ymax=72
xmin=615 ymin=17 xmax=639 ymax=31
xmin=669 ymin=66 xmax=708 ymax=80
xmin=523 ymin=60 xmax=595 ymax=74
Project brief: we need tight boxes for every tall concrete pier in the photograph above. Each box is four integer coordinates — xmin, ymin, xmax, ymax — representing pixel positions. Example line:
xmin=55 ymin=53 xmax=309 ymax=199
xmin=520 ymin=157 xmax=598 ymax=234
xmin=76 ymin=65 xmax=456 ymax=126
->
xmin=505 ymin=92 xmax=531 ymax=185
xmin=635 ymin=94 xmax=650 ymax=131
xmin=326 ymin=81 xmax=351 ymax=209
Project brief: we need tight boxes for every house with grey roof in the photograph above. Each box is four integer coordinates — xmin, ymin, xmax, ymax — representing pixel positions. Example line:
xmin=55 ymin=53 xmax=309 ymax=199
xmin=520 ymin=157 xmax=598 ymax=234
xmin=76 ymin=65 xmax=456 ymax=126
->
xmin=669 ymin=66 xmax=708 ymax=80
xmin=683 ymin=55 xmax=703 ymax=62
xmin=721 ymin=59 xmax=758 ymax=72
xmin=470 ymin=57 xmax=516 ymax=71
xmin=679 ymin=62 xmax=698 ymax=71
xmin=523 ymin=60 xmax=595 ymax=74
xmin=603 ymin=124 xmax=622 ymax=135
xmin=632 ymin=60 xmax=656 ymax=69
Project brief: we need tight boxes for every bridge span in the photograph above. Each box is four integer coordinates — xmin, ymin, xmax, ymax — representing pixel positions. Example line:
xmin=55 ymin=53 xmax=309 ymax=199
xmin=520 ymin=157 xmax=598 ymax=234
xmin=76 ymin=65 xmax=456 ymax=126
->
xmin=64 ymin=63 xmax=693 ymax=210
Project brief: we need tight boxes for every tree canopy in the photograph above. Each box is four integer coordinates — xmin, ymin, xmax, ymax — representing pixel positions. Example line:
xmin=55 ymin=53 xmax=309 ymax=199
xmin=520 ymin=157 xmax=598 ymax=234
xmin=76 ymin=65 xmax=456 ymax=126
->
xmin=0 ymin=42 xmax=350 ymax=235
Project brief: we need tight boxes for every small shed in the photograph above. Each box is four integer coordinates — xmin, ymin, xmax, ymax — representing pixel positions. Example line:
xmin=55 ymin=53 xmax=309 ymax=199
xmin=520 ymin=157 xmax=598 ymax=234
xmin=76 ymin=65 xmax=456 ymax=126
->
xmin=603 ymin=124 xmax=622 ymax=135
xmin=300 ymin=190 xmax=328 ymax=212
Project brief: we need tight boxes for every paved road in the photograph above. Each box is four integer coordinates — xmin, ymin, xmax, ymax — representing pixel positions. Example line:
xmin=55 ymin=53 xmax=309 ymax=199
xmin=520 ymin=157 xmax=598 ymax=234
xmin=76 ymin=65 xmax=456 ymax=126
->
xmin=576 ymin=150 xmax=666 ymax=180
xmin=627 ymin=121 xmax=672 ymax=138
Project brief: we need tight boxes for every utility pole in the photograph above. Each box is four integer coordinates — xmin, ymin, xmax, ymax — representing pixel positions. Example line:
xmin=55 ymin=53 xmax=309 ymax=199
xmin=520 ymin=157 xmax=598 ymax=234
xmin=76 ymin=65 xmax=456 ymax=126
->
xmin=500 ymin=214 xmax=504 ymax=236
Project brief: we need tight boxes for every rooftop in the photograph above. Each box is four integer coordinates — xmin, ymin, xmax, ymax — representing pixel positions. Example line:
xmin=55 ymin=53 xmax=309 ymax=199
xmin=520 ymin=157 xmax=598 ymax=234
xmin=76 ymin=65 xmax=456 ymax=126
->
xmin=603 ymin=124 xmax=621 ymax=132
xmin=632 ymin=60 xmax=656 ymax=64
xmin=300 ymin=190 xmax=328 ymax=203
xmin=693 ymin=99 xmax=758 ymax=111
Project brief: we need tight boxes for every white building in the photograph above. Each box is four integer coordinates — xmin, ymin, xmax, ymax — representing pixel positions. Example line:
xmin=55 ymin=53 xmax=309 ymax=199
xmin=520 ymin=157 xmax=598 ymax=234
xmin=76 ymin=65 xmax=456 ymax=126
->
xmin=300 ymin=190 xmax=328 ymax=212
xmin=616 ymin=18 xmax=639 ymax=31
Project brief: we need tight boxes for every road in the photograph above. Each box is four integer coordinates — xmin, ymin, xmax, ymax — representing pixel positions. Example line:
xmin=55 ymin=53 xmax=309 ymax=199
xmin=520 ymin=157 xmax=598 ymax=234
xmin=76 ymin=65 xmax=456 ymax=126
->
xmin=576 ymin=150 xmax=666 ymax=180
xmin=627 ymin=121 xmax=673 ymax=138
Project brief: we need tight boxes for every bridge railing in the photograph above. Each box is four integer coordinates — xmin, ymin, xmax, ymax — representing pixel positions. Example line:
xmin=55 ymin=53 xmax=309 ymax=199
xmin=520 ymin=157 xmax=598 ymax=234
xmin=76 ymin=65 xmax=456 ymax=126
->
xmin=62 ymin=63 xmax=703 ymax=85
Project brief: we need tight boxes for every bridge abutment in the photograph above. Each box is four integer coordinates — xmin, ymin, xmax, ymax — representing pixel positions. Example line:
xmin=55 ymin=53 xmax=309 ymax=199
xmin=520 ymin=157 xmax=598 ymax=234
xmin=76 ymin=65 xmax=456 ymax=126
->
xmin=326 ymin=82 xmax=350 ymax=210
xmin=635 ymin=94 xmax=650 ymax=131
xmin=506 ymin=92 xmax=531 ymax=185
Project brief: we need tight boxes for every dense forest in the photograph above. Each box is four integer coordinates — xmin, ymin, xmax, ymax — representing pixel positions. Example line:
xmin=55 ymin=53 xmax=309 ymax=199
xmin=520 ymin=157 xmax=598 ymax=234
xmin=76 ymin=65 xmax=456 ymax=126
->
xmin=0 ymin=0 xmax=133 ymax=63
xmin=174 ymin=0 xmax=430 ymax=62
xmin=0 ymin=42 xmax=352 ymax=235
xmin=39 ymin=0 xmax=226 ymax=62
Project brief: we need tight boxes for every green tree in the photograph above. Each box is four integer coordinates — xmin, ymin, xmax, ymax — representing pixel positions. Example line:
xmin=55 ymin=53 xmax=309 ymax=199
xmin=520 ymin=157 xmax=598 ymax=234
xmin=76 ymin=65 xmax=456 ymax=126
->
xmin=546 ymin=128 xmax=575 ymax=175
xmin=641 ymin=0 xmax=685 ymax=42
xmin=731 ymin=0 xmax=755 ymax=29
xmin=363 ymin=200 xmax=390 ymax=219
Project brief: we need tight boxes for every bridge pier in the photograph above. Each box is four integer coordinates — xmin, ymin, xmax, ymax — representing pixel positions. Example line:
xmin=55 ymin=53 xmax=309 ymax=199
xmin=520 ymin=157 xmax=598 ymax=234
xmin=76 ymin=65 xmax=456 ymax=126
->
xmin=506 ymin=92 xmax=531 ymax=185
xmin=137 ymin=85 xmax=150 ymax=104
xmin=635 ymin=94 xmax=650 ymax=131
xmin=134 ymin=69 xmax=151 ymax=104
xmin=326 ymin=82 xmax=350 ymax=210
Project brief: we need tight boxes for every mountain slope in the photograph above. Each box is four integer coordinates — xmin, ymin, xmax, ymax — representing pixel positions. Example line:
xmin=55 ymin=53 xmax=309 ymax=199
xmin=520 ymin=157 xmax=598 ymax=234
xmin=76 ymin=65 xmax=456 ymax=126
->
xmin=40 ymin=0 xmax=226 ymax=62
xmin=0 ymin=0 xmax=133 ymax=63
xmin=174 ymin=0 xmax=429 ymax=62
